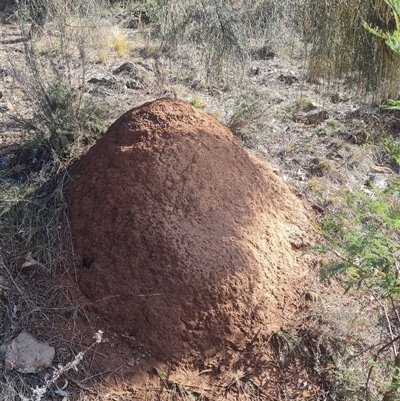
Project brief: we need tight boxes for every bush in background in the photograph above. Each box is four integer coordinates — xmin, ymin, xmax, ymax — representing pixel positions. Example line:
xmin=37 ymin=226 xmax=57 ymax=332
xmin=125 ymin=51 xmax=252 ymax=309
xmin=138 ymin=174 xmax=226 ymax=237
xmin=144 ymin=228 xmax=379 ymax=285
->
xmin=154 ymin=0 xmax=302 ymax=82
xmin=302 ymin=0 xmax=400 ymax=97
xmin=10 ymin=0 xmax=107 ymax=167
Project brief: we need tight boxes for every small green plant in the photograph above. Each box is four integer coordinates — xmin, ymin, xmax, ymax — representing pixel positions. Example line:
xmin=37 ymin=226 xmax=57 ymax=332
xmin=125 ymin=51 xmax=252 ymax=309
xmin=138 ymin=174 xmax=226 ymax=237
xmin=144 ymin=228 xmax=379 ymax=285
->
xmin=381 ymin=98 xmax=400 ymax=110
xmin=189 ymin=95 xmax=207 ymax=109
xmin=327 ymin=119 xmax=340 ymax=128
xmin=383 ymin=135 xmax=400 ymax=165
xmin=8 ymin=0 xmax=107 ymax=167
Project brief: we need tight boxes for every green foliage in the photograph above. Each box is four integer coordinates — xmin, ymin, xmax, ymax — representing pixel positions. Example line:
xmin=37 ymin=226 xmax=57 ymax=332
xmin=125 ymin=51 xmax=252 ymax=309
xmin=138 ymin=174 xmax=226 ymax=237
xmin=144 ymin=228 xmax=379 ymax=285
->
xmin=318 ymin=183 xmax=400 ymax=298
xmin=189 ymin=95 xmax=207 ymax=109
xmin=1 ymin=0 xmax=106 ymax=273
xmin=363 ymin=1 xmax=400 ymax=111
xmin=302 ymin=0 xmax=400 ymax=95
xmin=363 ymin=0 xmax=400 ymax=54
xmin=381 ymin=99 xmax=400 ymax=110
xmin=383 ymin=135 xmax=400 ymax=165
xmin=314 ymin=181 xmax=400 ymax=398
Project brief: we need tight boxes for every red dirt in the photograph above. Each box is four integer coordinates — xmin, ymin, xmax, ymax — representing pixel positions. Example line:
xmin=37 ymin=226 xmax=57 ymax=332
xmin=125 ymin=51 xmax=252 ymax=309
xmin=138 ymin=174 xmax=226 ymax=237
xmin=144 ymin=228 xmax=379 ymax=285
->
xmin=68 ymin=98 xmax=314 ymax=368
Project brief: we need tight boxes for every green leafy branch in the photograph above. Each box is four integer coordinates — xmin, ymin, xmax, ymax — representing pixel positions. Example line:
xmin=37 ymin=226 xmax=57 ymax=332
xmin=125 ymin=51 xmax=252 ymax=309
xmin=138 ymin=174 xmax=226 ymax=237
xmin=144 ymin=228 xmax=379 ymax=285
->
xmin=318 ymin=185 xmax=400 ymax=298
xmin=363 ymin=0 xmax=400 ymax=55
xmin=383 ymin=135 xmax=400 ymax=165
xmin=314 ymin=181 xmax=400 ymax=399
xmin=363 ymin=0 xmax=400 ymax=113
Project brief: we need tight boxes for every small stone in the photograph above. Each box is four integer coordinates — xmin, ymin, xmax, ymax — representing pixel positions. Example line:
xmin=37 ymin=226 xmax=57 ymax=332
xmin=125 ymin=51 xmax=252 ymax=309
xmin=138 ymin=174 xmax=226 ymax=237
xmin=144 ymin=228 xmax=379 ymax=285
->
xmin=370 ymin=164 xmax=393 ymax=174
xmin=0 ymin=156 xmax=10 ymax=170
xmin=135 ymin=61 xmax=153 ymax=72
xmin=278 ymin=73 xmax=298 ymax=84
xmin=249 ymin=66 xmax=261 ymax=75
xmin=331 ymin=92 xmax=348 ymax=103
xmin=299 ymin=102 xmax=317 ymax=113
xmin=367 ymin=174 xmax=388 ymax=190
xmin=87 ymin=77 xmax=107 ymax=84
xmin=292 ymin=109 xmax=328 ymax=125
xmin=126 ymin=79 xmax=143 ymax=90
xmin=3 ymin=332 xmax=55 ymax=373
xmin=305 ymin=290 xmax=318 ymax=302
xmin=127 ymin=19 xmax=139 ymax=29
xmin=0 ymin=103 xmax=9 ymax=112
xmin=113 ymin=62 xmax=135 ymax=75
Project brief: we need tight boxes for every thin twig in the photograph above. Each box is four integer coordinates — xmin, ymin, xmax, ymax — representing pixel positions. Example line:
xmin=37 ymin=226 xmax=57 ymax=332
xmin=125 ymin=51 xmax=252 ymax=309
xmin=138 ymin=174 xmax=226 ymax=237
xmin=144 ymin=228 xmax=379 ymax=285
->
xmin=391 ymin=296 xmax=400 ymax=326
xmin=376 ymin=297 xmax=397 ymax=356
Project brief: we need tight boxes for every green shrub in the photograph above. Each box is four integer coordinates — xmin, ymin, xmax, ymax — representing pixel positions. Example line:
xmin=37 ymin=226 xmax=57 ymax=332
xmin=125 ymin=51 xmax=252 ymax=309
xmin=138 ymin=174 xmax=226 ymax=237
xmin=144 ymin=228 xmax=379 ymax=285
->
xmin=22 ymin=81 xmax=104 ymax=161
xmin=318 ymin=183 xmax=400 ymax=296
xmin=10 ymin=0 xmax=106 ymax=166
xmin=363 ymin=0 xmax=400 ymax=55
xmin=1 ymin=0 xmax=107 ymax=272
xmin=302 ymin=0 xmax=400 ymax=96
xmin=383 ymin=135 xmax=400 ymax=165
xmin=314 ymin=181 xmax=400 ymax=398
xmin=363 ymin=0 xmax=400 ymax=114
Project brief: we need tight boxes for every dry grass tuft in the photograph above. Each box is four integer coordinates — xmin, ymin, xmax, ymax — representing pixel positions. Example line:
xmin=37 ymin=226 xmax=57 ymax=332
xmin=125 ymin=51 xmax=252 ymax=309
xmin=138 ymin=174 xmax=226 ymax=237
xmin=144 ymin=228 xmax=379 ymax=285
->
xmin=108 ymin=26 xmax=130 ymax=58
xmin=294 ymin=277 xmax=393 ymax=400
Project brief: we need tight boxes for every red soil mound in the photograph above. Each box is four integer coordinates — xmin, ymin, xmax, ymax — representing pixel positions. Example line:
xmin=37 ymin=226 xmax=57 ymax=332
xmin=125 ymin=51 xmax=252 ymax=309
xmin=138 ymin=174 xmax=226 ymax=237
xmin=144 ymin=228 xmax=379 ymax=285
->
xmin=68 ymin=98 xmax=314 ymax=364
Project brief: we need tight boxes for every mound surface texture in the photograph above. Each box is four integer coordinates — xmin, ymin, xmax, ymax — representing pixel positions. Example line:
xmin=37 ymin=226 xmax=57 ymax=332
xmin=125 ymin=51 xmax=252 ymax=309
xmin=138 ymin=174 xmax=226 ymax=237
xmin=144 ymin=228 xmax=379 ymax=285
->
xmin=69 ymin=98 xmax=313 ymax=363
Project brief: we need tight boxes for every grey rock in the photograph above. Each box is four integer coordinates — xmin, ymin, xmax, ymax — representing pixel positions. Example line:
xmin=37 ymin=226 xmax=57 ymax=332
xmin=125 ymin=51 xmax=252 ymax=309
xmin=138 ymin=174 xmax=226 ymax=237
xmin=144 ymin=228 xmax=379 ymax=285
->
xmin=135 ymin=61 xmax=153 ymax=72
xmin=331 ymin=92 xmax=349 ymax=103
xmin=0 ymin=103 xmax=9 ymax=112
xmin=367 ymin=174 xmax=388 ymax=190
xmin=113 ymin=62 xmax=135 ymax=75
xmin=126 ymin=79 xmax=143 ymax=90
xmin=3 ymin=332 xmax=55 ymax=373
xmin=87 ymin=77 xmax=108 ymax=84
xmin=0 ymin=156 xmax=10 ymax=170
xmin=292 ymin=109 xmax=328 ymax=125
xmin=278 ymin=73 xmax=298 ymax=84
xmin=127 ymin=19 xmax=139 ymax=30
xmin=249 ymin=66 xmax=261 ymax=75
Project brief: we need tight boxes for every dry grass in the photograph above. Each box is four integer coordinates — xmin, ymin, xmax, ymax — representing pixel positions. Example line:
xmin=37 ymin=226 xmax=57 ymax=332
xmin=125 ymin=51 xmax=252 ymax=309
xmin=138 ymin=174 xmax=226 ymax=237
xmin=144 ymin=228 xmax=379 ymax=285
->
xmin=0 ymin=252 xmax=83 ymax=400
xmin=299 ymin=277 xmax=395 ymax=400
xmin=157 ymin=0 xmax=303 ymax=82
xmin=108 ymin=26 xmax=130 ymax=58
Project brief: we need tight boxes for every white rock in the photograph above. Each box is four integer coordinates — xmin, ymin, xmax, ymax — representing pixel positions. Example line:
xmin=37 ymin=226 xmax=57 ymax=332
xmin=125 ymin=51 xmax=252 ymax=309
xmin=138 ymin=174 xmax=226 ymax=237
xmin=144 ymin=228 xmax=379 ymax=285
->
xmin=3 ymin=332 xmax=55 ymax=373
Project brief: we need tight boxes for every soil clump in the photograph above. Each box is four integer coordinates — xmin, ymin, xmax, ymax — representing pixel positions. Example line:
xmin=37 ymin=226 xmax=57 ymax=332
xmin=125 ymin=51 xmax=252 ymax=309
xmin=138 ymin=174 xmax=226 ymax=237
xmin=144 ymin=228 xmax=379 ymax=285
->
xmin=68 ymin=98 xmax=314 ymax=366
